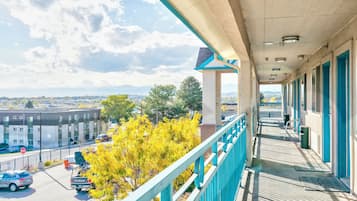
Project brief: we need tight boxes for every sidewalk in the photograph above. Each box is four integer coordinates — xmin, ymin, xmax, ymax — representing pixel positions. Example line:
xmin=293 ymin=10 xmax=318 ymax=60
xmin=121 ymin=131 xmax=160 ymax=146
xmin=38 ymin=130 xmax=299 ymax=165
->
xmin=238 ymin=119 xmax=357 ymax=201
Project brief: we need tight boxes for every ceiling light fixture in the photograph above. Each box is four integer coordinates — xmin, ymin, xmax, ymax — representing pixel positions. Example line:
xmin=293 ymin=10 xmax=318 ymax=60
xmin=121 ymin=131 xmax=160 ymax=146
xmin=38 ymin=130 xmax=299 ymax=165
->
xmin=282 ymin=35 xmax=299 ymax=44
xmin=264 ymin=41 xmax=274 ymax=46
xmin=275 ymin=57 xmax=287 ymax=63
xmin=297 ymin=54 xmax=305 ymax=60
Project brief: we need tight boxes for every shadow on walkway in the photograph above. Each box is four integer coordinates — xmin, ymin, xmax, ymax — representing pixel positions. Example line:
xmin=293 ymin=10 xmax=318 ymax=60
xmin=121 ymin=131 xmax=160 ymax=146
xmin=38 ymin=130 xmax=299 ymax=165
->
xmin=239 ymin=122 xmax=355 ymax=201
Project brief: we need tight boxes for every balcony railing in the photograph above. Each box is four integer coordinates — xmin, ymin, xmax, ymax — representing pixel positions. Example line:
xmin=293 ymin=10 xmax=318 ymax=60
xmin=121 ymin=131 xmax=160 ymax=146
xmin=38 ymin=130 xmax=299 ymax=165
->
xmin=122 ymin=113 xmax=247 ymax=201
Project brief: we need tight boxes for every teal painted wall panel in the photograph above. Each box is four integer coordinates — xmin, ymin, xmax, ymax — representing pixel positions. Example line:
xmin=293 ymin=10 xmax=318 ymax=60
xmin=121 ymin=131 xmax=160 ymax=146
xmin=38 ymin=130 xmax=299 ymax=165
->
xmin=322 ymin=61 xmax=331 ymax=163
xmin=336 ymin=51 xmax=350 ymax=178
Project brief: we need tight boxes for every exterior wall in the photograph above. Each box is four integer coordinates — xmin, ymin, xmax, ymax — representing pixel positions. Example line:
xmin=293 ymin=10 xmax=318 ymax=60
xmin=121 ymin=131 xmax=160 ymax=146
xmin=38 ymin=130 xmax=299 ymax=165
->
xmin=0 ymin=125 xmax=3 ymax=143
xmin=61 ymin=124 xmax=69 ymax=146
xmin=89 ymin=121 xmax=94 ymax=140
xmin=305 ymin=113 xmax=322 ymax=155
xmin=78 ymin=122 xmax=85 ymax=143
xmin=0 ymin=109 xmax=101 ymax=149
xmin=8 ymin=125 xmax=28 ymax=146
xmin=40 ymin=126 xmax=58 ymax=148
xmin=33 ymin=125 xmax=40 ymax=148
xmin=283 ymin=17 xmax=357 ymax=193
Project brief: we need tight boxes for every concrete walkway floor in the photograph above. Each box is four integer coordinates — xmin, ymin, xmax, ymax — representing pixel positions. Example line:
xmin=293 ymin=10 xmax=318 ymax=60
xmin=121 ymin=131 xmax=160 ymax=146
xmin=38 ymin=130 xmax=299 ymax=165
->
xmin=238 ymin=118 xmax=357 ymax=201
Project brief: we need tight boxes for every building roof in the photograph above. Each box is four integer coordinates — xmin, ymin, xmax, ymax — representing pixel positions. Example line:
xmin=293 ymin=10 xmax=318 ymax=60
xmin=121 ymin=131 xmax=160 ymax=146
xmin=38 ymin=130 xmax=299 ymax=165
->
xmin=0 ymin=108 xmax=100 ymax=114
xmin=195 ymin=47 xmax=213 ymax=68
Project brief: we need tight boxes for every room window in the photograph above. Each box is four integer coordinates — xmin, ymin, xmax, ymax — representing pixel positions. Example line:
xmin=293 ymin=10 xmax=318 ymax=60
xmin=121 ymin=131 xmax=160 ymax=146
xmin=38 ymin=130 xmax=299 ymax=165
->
xmin=312 ymin=66 xmax=321 ymax=112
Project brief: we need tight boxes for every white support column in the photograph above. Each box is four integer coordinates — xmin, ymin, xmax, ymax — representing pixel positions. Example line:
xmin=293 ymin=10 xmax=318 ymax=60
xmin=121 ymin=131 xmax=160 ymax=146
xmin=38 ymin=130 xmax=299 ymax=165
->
xmin=238 ymin=61 xmax=253 ymax=166
xmin=201 ymin=70 xmax=221 ymax=141
xmin=257 ymin=81 xmax=260 ymax=123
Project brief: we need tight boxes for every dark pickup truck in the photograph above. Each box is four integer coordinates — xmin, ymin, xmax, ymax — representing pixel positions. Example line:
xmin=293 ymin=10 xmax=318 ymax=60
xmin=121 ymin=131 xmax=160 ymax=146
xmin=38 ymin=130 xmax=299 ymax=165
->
xmin=70 ymin=152 xmax=95 ymax=192
xmin=71 ymin=170 xmax=94 ymax=192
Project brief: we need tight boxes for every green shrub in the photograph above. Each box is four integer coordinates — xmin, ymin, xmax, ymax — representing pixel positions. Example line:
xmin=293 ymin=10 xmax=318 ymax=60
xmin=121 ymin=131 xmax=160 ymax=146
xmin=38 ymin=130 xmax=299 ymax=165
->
xmin=44 ymin=161 xmax=52 ymax=167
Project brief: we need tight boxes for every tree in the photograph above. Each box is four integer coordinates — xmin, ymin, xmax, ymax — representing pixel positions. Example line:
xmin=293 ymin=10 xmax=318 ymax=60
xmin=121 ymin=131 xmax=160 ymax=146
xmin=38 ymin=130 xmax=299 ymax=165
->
xmin=143 ymin=85 xmax=177 ymax=123
xmin=101 ymin=95 xmax=135 ymax=123
xmin=177 ymin=76 xmax=202 ymax=112
xmin=25 ymin=100 xmax=34 ymax=109
xmin=83 ymin=114 xmax=201 ymax=200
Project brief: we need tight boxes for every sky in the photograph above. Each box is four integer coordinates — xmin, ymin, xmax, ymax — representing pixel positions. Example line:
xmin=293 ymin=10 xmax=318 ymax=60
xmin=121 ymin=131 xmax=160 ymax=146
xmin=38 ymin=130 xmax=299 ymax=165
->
xmin=0 ymin=0 xmax=278 ymax=97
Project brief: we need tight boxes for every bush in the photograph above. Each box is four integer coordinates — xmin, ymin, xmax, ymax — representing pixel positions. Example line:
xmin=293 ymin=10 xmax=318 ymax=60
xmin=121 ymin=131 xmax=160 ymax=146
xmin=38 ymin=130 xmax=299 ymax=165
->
xmin=44 ymin=161 xmax=52 ymax=167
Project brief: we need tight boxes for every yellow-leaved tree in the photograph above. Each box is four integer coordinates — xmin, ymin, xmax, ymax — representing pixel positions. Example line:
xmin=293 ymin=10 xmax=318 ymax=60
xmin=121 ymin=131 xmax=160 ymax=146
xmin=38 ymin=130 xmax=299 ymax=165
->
xmin=83 ymin=114 xmax=201 ymax=200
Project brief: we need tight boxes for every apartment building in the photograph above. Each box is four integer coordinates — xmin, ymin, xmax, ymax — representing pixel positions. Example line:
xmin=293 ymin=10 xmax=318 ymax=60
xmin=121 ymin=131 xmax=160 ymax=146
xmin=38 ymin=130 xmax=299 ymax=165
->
xmin=0 ymin=109 xmax=101 ymax=148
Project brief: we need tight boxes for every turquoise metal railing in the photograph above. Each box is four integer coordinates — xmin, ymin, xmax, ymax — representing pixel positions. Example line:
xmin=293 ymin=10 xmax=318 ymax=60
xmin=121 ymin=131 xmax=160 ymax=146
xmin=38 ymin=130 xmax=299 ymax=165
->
xmin=122 ymin=113 xmax=247 ymax=201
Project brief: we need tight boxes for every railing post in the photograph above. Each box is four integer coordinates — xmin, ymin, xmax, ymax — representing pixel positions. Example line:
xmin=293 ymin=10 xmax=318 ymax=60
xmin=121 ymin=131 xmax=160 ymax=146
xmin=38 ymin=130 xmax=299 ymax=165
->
xmin=194 ymin=156 xmax=204 ymax=189
xmin=229 ymin=127 xmax=233 ymax=144
xmin=222 ymin=132 xmax=227 ymax=152
xmin=161 ymin=183 xmax=173 ymax=201
xmin=212 ymin=142 xmax=218 ymax=166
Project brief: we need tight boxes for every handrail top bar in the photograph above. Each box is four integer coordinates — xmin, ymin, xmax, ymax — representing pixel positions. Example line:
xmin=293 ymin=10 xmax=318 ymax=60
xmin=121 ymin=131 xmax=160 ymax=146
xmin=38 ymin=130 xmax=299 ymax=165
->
xmin=122 ymin=113 xmax=246 ymax=201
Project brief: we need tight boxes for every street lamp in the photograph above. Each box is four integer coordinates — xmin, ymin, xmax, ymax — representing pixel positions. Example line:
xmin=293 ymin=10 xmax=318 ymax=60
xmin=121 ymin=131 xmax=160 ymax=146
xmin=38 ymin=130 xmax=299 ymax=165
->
xmin=39 ymin=112 xmax=43 ymax=169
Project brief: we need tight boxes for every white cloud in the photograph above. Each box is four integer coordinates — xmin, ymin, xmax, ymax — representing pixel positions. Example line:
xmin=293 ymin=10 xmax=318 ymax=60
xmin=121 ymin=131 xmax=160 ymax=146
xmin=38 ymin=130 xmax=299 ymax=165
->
xmin=142 ymin=0 xmax=160 ymax=5
xmin=2 ymin=0 xmax=202 ymax=69
xmin=0 ymin=62 xmax=201 ymax=90
xmin=0 ymin=0 xmax=205 ymax=95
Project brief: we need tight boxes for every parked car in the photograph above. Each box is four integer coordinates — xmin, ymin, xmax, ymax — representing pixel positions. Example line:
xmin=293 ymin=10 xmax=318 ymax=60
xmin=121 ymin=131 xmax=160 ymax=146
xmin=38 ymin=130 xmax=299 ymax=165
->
xmin=95 ymin=134 xmax=110 ymax=142
xmin=71 ymin=152 xmax=94 ymax=192
xmin=7 ymin=145 xmax=26 ymax=153
xmin=0 ymin=143 xmax=9 ymax=152
xmin=71 ymin=170 xmax=95 ymax=192
xmin=0 ymin=170 xmax=33 ymax=192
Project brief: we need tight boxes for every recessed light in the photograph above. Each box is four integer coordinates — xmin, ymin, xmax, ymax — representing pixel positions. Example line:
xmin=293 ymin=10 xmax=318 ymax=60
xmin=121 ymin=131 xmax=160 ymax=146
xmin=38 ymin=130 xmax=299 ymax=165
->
xmin=275 ymin=57 xmax=287 ymax=63
xmin=282 ymin=35 xmax=299 ymax=44
xmin=297 ymin=54 xmax=305 ymax=60
xmin=264 ymin=41 xmax=274 ymax=46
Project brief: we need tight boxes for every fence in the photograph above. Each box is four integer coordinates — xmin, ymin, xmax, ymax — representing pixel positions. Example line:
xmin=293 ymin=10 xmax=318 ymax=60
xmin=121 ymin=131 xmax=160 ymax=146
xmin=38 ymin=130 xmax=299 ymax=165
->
xmin=122 ymin=113 xmax=247 ymax=201
xmin=0 ymin=142 xmax=96 ymax=171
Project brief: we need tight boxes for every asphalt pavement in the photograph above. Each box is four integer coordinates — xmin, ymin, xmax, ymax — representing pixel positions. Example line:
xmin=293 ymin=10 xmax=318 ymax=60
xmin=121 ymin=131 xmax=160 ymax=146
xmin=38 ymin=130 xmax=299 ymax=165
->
xmin=0 ymin=165 xmax=92 ymax=201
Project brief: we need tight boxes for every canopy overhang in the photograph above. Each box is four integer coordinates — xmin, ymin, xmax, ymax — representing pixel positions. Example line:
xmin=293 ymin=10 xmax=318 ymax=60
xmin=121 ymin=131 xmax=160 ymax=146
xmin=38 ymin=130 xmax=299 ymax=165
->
xmin=161 ymin=0 xmax=251 ymax=62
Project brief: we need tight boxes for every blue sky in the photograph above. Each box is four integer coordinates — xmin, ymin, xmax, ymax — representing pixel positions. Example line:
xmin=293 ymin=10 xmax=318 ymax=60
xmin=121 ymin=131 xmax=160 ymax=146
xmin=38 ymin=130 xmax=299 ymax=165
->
xmin=0 ymin=0 xmax=278 ymax=97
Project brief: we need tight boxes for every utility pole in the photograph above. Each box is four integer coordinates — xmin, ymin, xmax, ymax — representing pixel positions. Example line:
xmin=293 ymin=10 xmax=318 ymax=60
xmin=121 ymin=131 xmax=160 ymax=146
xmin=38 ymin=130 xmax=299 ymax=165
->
xmin=38 ymin=112 xmax=43 ymax=169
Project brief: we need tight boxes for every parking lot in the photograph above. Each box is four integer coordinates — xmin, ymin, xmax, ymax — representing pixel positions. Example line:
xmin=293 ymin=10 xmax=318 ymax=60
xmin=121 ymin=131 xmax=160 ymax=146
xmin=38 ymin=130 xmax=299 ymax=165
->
xmin=0 ymin=165 xmax=91 ymax=201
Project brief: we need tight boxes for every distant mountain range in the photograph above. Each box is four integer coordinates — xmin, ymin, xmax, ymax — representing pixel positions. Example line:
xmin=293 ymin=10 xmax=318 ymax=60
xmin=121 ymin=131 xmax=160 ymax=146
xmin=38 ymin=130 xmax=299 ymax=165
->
xmin=0 ymin=86 xmax=152 ymax=98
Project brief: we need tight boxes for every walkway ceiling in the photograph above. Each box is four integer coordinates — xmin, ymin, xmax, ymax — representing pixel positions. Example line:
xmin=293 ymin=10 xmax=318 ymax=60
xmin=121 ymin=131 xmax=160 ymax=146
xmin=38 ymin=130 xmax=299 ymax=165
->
xmin=162 ymin=0 xmax=357 ymax=83
xmin=241 ymin=0 xmax=357 ymax=83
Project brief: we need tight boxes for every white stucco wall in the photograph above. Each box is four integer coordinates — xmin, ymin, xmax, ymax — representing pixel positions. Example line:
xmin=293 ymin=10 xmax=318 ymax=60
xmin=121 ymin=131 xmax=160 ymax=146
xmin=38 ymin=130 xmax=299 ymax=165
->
xmin=0 ymin=126 xmax=3 ymax=144
xmin=8 ymin=125 xmax=28 ymax=146
xmin=283 ymin=16 xmax=357 ymax=193
xmin=78 ymin=122 xmax=84 ymax=143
